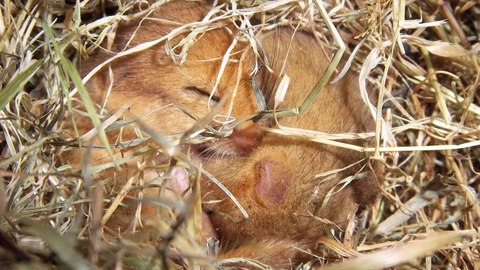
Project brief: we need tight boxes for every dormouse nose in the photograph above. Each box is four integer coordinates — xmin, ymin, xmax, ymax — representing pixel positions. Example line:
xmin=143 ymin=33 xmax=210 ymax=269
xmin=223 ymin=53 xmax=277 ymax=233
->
xmin=230 ymin=122 xmax=266 ymax=154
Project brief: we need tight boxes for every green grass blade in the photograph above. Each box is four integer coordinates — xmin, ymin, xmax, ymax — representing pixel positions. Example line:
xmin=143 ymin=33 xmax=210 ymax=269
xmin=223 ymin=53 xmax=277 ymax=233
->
xmin=41 ymin=20 xmax=115 ymax=163
xmin=0 ymin=59 xmax=42 ymax=111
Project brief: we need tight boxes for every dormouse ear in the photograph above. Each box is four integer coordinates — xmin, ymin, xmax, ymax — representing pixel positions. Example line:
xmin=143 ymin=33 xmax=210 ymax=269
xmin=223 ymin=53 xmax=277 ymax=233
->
xmin=254 ymin=159 xmax=293 ymax=208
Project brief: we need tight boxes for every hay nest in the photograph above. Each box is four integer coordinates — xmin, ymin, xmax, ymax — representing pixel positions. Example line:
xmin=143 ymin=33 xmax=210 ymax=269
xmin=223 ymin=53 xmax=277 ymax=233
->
xmin=1 ymin=0 xmax=479 ymax=269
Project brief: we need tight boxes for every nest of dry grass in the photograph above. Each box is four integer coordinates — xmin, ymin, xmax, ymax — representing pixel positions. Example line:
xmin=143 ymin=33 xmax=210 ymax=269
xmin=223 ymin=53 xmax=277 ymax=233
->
xmin=1 ymin=0 xmax=479 ymax=269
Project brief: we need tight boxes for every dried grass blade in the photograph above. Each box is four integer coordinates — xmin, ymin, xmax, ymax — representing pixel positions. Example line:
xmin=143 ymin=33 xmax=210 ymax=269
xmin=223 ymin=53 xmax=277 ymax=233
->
xmin=0 ymin=58 xmax=42 ymax=111
xmin=0 ymin=136 xmax=49 ymax=168
xmin=41 ymin=20 xmax=115 ymax=162
xmin=322 ymin=231 xmax=472 ymax=270
xmin=18 ymin=218 xmax=100 ymax=270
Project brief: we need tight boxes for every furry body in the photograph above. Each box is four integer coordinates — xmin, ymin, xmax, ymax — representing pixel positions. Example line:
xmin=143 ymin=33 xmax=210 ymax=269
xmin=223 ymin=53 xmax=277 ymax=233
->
xmin=66 ymin=1 xmax=382 ymax=268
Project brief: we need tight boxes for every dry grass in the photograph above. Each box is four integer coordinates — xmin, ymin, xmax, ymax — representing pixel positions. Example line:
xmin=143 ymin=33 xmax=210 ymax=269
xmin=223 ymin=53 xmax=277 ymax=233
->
xmin=1 ymin=0 xmax=479 ymax=269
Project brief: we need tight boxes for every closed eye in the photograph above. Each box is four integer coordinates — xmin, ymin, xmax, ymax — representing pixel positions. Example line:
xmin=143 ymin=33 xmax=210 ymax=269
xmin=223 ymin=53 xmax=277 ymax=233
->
xmin=185 ymin=86 xmax=221 ymax=102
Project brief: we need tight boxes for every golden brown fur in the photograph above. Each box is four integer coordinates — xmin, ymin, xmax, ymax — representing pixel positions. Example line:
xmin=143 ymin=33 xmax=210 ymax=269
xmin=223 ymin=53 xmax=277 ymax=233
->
xmin=64 ymin=0 xmax=265 ymax=229
xmin=69 ymin=0 xmax=264 ymax=165
xmin=64 ymin=0 xmax=382 ymax=268
xmin=202 ymin=29 xmax=381 ymax=268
